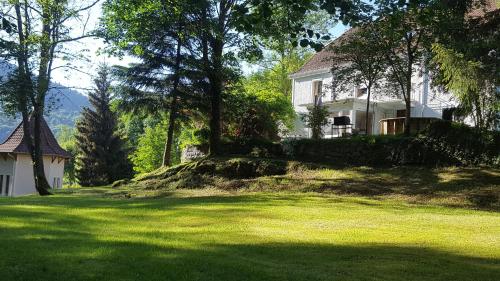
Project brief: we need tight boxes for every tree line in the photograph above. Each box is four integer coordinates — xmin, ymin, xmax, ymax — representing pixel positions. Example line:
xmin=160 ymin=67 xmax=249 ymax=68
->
xmin=1 ymin=0 xmax=498 ymax=193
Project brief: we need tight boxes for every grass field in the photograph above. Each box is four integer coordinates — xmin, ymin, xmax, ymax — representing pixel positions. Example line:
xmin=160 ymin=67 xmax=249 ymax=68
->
xmin=1 ymin=184 xmax=499 ymax=281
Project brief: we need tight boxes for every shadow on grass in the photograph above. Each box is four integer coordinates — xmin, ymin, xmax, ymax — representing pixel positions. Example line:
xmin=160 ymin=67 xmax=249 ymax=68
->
xmin=0 ymin=194 xmax=499 ymax=281
xmin=255 ymin=167 xmax=499 ymax=209
xmin=0 ymin=226 xmax=498 ymax=280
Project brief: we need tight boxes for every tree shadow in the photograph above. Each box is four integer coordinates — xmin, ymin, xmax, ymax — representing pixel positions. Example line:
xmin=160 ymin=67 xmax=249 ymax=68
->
xmin=253 ymin=167 xmax=499 ymax=210
xmin=1 ymin=193 xmax=499 ymax=281
xmin=0 ymin=230 xmax=498 ymax=281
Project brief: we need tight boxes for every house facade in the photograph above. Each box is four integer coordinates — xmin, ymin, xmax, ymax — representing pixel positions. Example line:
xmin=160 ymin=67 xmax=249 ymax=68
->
xmin=289 ymin=39 xmax=460 ymax=138
xmin=0 ymin=117 xmax=70 ymax=197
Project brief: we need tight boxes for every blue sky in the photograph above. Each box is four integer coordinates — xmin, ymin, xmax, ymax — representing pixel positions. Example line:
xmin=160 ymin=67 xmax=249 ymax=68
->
xmin=51 ymin=2 xmax=349 ymax=94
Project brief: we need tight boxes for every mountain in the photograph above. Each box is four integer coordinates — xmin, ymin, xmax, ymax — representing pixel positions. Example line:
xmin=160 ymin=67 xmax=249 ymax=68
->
xmin=0 ymin=62 xmax=89 ymax=142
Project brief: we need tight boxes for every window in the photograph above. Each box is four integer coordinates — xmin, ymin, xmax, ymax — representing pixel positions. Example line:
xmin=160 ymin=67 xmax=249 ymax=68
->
xmin=5 ymin=175 xmax=9 ymax=196
xmin=442 ymin=108 xmax=456 ymax=121
xmin=0 ymin=175 xmax=3 ymax=195
xmin=312 ymin=80 xmax=323 ymax=105
xmin=53 ymin=178 xmax=57 ymax=189
xmin=356 ymin=87 xmax=367 ymax=97
xmin=57 ymin=178 xmax=61 ymax=189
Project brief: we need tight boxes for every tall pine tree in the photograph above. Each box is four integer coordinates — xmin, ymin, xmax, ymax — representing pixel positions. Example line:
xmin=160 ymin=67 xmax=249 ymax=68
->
xmin=75 ymin=66 xmax=133 ymax=186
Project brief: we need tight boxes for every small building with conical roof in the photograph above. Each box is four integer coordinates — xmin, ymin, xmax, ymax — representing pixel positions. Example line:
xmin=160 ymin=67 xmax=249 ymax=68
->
xmin=0 ymin=117 xmax=70 ymax=196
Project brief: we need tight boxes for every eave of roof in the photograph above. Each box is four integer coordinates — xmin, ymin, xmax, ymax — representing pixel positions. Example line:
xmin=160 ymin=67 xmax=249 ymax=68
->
xmin=0 ymin=116 xmax=71 ymax=159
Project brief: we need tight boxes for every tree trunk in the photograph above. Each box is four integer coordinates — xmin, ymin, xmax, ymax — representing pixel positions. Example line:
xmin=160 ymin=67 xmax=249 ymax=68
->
xmin=404 ymin=57 xmax=413 ymax=136
xmin=32 ymin=109 xmax=52 ymax=195
xmin=365 ymin=87 xmax=371 ymax=135
xmin=14 ymin=3 xmax=51 ymax=195
xmin=162 ymin=97 xmax=177 ymax=167
xmin=208 ymin=73 xmax=222 ymax=156
xmin=208 ymin=2 xmax=226 ymax=156
xmin=162 ymin=20 xmax=183 ymax=167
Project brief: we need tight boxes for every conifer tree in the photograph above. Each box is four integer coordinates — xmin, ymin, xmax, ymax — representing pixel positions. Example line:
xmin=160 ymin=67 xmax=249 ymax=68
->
xmin=75 ymin=66 xmax=133 ymax=186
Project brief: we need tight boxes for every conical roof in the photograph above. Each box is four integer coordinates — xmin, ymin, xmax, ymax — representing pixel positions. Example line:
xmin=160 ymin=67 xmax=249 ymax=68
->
xmin=0 ymin=116 xmax=71 ymax=158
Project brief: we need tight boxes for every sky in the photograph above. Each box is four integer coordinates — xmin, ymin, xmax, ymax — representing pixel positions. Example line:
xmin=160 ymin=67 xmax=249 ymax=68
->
xmin=51 ymin=1 xmax=349 ymax=94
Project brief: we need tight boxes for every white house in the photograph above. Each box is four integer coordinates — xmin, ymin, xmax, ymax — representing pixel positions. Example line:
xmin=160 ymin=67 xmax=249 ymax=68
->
xmin=289 ymin=34 xmax=460 ymax=138
xmin=0 ymin=117 xmax=70 ymax=197
xmin=289 ymin=0 xmax=499 ymax=138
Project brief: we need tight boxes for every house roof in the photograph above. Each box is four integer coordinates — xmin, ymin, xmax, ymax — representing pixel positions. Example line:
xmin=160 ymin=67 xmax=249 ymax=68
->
xmin=0 ymin=116 xmax=71 ymax=158
xmin=468 ymin=0 xmax=498 ymax=18
xmin=291 ymin=28 xmax=357 ymax=78
xmin=291 ymin=0 xmax=498 ymax=79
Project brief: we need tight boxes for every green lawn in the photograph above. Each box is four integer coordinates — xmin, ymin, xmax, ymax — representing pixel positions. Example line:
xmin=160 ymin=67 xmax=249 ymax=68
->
xmin=0 ymin=188 xmax=499 ymax=281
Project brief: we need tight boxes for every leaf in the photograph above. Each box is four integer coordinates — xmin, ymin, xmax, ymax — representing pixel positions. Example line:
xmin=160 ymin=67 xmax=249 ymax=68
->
xmin=300 ymin=39 xmax=309 ymax=47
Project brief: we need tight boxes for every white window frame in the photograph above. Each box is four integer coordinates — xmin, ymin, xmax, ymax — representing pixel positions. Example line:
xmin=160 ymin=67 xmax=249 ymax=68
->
xmin=312 ymin=79 xmax=323 ymax=104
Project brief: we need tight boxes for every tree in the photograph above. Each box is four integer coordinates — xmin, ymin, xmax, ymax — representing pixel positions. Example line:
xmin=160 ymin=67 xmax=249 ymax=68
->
xmin=329 ymin=25 xmax=386 ymax=134
xmin=56 ymin=125 xmax=77 ymax=185
xmin=75 ymin=66 xmax=132 ymax=186
xmin=230 ymin=60 xmax=300 ymax=140
xmin=102 ymin=0 xmax=201 ymax=167
xmin=430 ymin=7 xmax=499 ymax=130
xmin=431 ymin=44 xmax=499 ymax=130
xmin=0 ymin=0 xmax=99 ymax=195
xmin=363 ymin=0 xmax=480 ymax=135
xmin=301 ymin=103 xmax=329 ymax=140
xmin=131 ymin=119 xmax=169 ymax=174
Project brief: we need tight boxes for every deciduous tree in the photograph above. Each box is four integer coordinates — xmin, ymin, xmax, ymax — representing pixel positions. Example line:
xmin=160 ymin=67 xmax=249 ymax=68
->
xmin=0 ymin=0 xmax=99 ymax=195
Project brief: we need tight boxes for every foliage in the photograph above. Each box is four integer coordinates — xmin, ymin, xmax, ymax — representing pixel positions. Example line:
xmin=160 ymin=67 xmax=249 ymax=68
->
xmin=301 ymin=104 xmax=329 ymax=140
xmin=0 ymin=0 xmax=98 ymax=195
xmin=177 ymin=124 xmax=210 ymax=150
xmin=430 ymin=10 xmax=499 ymax=130
xmin=101 ymin=0 xmax=358 ymax=156
xmin=328 ymin=25 xmax=387 ymax=134
xmin=102 ymin=0 xmax=195 ymax=166
xmin=340 ymin=0 xmax=481 ymax=135
xmin=421 ymin=120 xmax=500 ymax=166
xmin=56 ymin=125 xmax=78 ymax=185
xmin=131 ymin=118 xmax=169 ymax=174
xmin=75 ymin=66 xmax=133 ymax=186
xmin=115 ymin=110 xmax=146 ymax=150
xmin=225 ymin=85 xmax=294 ymax=141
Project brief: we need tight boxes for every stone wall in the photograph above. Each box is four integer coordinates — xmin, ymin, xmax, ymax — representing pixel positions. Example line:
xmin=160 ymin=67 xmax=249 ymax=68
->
xmin=181 ymin=145 xmax=207 ymax=163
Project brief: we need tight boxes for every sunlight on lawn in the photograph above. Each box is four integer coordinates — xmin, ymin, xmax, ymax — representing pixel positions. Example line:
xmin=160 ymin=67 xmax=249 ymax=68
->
xmin=0 ymin=191 xmax=499 ymax=281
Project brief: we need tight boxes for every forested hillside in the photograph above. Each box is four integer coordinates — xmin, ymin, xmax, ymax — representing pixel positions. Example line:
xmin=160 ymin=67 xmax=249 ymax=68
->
xmin=0 ymin=62 xmax=89 ymax=142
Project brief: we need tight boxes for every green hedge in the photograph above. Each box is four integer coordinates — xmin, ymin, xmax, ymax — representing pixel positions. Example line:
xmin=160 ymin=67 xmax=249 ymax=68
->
xmin=282 ymin=135 xmax=451 ymax=166
xmin=282 ymin=122 xmax=498 ymax=167
xmin=220 ymin=139 xmax=283 ymax=158
xmin=420 ymin=120 xmax=499 ymax=166
xmin=184 ymin=122 xmax=499 ymax=167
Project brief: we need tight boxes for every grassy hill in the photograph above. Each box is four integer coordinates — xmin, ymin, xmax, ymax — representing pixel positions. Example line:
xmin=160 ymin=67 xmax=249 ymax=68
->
xmin=121 ymin=157 xmax=500 ymax=210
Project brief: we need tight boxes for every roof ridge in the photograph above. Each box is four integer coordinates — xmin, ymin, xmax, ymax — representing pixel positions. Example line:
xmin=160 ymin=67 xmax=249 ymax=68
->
xmin=0 ymin=115 xmax=71 ymax=158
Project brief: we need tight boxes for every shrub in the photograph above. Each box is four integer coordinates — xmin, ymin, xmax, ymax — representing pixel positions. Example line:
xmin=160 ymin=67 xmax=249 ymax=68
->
xmin=220 ymin=138 xmax=283 ymax=158
xmin=420 ymin=120 xmax=500 ymax=166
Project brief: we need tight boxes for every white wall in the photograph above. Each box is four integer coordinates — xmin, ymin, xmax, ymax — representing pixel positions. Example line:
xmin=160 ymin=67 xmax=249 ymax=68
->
xmin=13 ymin=155 xmax=36 ymax=196
xmin=12 ymin=155 xmax=65 ymax=197
xmin=0 ymin=155 xmax=15 ymax=196
xmin=290 ymin=65 xmax=464 ymax=138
